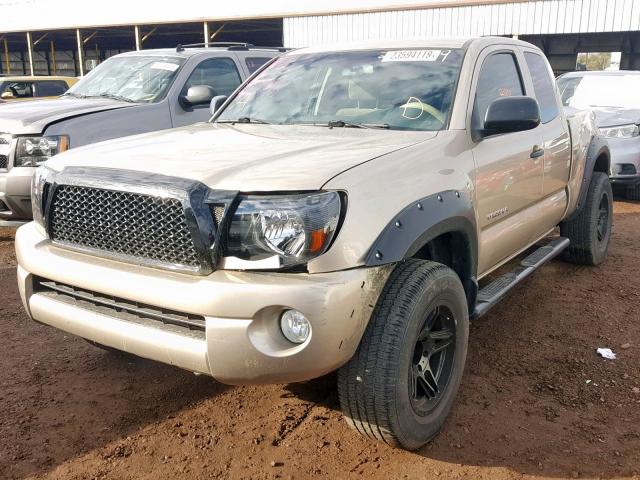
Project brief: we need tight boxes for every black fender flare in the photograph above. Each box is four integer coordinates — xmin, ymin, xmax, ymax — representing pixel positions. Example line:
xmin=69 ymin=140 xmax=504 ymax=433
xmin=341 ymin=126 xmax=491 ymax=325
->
xmin=364 ymin=189 xmax=478 ymax=309
xmin=567 ymin=134 xmax=610 ymax=221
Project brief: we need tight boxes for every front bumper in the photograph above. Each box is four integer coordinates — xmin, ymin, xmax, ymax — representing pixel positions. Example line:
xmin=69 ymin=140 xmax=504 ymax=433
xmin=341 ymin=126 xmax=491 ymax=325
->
xmin=16 ymin=222 xmax=391 ymax=385
xmin=0 ymin=166 xmax=36 ymax=220
xmin=608 ymin=136 xmax=640 ymax=186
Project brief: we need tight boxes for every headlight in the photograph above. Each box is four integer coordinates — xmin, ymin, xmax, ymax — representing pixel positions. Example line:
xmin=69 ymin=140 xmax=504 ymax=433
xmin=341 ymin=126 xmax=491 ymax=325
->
xmin=224 ymin=191 xmax=342 ymax=268
xmin=600 ymin=124 xmax=639 ymax=139
xmin=16 ymin=135 xmax=69 ymax=167
xmin=31 ymin=165 xmax=53 ymax=232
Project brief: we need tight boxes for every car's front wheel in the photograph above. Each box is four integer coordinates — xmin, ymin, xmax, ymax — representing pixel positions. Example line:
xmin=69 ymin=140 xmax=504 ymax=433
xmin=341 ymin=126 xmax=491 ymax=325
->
xmin=337 ymin=259 xmax=469 ymax=450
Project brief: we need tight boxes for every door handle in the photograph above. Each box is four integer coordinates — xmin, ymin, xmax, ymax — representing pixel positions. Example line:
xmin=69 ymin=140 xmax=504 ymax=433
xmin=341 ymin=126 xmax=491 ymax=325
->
xmin=530 ymin=146 xmax=545 ymax=159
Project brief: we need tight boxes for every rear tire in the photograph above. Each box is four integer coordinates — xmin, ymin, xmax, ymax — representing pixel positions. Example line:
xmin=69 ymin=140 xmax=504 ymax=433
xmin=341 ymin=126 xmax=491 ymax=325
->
xmin=560 ymin=172 xmax=613 ymax=265
xmin=337 ymin=259 xmax=469 ymax=450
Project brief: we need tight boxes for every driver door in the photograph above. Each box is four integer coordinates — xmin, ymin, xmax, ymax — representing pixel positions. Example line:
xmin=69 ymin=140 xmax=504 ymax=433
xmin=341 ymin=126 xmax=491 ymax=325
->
xmin=470 ymin=48 xmax=545 ymax=274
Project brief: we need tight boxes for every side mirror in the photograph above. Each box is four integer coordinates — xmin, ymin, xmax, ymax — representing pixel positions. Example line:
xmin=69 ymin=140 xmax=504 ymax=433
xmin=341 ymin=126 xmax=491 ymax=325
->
xmin=180 ymin=85 xmax=215 ymax=108
xmin=1 ymin=91 xmax=15 ymax=100
xmin=483 ymin=96 xmax=541 ymax=136
xmin=210 ymin=95 xmax=228 ymax=116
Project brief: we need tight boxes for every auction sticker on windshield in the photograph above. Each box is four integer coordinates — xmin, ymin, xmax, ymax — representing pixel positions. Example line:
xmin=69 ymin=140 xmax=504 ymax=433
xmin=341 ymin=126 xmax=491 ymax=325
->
xmin=382 ymin=50 xmax=446 ymax=62
xmin=150 ymin=62 xmax=180 ymax=72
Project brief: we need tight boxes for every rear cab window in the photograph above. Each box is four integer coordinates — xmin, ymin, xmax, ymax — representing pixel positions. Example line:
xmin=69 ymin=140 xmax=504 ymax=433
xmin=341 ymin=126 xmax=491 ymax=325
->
xmin=524 ymin=52 xmax=559 ymax=123
xmin=34 ymin=80 xmax=69 ymax=97
xmin=245 ymin=57 xmax=272 ymax=74
xmin=2 ymin=81 xmax=35 ymax=98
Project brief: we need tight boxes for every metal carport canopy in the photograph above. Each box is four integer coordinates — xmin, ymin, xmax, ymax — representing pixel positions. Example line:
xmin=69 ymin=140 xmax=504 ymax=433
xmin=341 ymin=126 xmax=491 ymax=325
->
xmin=2 ymin=0 xmax=534 ymax=32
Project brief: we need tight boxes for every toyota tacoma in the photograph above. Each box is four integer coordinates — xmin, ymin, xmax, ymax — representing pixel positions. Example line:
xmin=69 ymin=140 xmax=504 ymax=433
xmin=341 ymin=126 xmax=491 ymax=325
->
xmin=16 ymin=37 xmax=611 ymax=450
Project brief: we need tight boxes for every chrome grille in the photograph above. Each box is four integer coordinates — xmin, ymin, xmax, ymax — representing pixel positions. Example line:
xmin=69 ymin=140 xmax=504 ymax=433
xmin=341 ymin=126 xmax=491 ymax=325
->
xmin=0 ymin=134 xmax=10 ymax=169
xmin=50 ymin=185 xmax=201 ymax=270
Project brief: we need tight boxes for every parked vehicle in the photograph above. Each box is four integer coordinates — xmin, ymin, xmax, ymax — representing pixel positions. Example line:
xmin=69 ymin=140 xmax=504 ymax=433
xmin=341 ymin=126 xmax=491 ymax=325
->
xmin=557 ymin=70 xmax=640 ymax=199
xmin=0 ymin=76 xmax=78 ymax=102
xmin=0 ymin=43 xmax=282 ymax=220
xmin=16 ymin=37 xmax=611 ymax=450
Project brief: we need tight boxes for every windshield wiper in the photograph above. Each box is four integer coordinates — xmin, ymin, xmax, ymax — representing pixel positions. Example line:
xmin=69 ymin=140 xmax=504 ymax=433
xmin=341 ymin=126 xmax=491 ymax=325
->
xmin=327 ymin=120 xmax=389 ymax=129
xmin=217 ymin=117 xmax=272 ymax=125
xmin=95 ymin=93 xmax=136 ymax=103
xmin=61 ymin=92 xmax=88 ymax=98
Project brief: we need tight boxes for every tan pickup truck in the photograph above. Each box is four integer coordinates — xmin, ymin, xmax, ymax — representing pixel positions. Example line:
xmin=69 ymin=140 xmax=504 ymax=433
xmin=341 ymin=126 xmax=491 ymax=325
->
xmin=16 ymin=37 xmax=611 ymax=450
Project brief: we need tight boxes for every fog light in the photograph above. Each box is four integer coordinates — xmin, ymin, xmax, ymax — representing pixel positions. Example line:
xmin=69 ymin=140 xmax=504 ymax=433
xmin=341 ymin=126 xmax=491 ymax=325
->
xmin=280 ymin=309 xmax=311 ymax=344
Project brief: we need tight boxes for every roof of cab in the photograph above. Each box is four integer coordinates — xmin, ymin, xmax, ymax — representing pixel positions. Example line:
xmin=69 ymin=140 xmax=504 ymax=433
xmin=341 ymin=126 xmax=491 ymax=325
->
xmin=287 ymin=36 xmax=539 ymax=55
xmin=116 ymin=45 xmax=285 ymax=59
xmin=559 ymin=70 xmax=640 ymax=78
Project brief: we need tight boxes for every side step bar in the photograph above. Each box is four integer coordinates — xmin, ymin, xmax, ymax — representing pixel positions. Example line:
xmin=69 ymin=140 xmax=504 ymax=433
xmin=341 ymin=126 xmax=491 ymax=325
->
xmin=472 ymin=237 xmax=570 ymax=319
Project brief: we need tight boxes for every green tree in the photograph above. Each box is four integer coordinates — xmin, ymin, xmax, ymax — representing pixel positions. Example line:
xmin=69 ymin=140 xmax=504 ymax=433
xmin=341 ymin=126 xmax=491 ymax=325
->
xmin=577 ymin=52 xmax=612 ymax=71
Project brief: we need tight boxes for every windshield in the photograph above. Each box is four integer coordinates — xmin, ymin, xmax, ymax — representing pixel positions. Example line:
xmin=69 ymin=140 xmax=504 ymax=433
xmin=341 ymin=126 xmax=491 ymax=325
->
xmin=66 ymin=55 xmax=185 ymax=103
xmin=217 ymin=48 xmax=464 ymax=131
xmin=557 ymin=74 xmax=640 ymax=109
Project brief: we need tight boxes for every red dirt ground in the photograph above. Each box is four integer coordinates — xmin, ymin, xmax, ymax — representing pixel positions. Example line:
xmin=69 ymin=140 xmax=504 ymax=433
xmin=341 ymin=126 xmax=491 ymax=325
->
xmin=0 ymin=202 xmax=639 ymax=480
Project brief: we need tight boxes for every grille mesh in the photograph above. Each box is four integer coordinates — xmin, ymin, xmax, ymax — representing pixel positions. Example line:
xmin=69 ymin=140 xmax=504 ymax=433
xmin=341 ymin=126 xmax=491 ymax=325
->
xmin=50 ymin=185 xmax=201 ymax=268
xmin=211 ymin=204 xmax=225 ymax=227
xmin=0 ymin=134 xmax=9 ymax=169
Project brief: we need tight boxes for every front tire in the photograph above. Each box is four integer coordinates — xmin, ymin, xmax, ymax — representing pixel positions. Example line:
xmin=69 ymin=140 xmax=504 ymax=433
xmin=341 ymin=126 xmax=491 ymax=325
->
xmin=337 ymin=259 xmax=469 ymax=450
xmin=560 ymin=172 xmax=613 ymax=265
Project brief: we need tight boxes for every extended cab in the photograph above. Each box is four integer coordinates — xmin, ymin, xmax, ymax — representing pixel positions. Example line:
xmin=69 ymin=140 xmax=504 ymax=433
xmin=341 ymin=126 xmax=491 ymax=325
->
xmin=0 ymin=44 xmax=282 ymax=220
xmin=16 ymin=37 xmax=611 ymax=450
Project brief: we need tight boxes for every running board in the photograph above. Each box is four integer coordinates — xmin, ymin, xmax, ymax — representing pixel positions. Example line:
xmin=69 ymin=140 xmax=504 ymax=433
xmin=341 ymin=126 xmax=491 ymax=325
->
xmin=472 ymin=237 xmax=570 ymax=319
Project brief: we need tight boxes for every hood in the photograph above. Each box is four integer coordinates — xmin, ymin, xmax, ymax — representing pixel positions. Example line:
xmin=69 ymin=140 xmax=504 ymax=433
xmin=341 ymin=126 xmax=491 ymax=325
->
xmin=590 ymin=107 xmax=640 ymax=128
xmin=49 ymin=122 xmax=435 ymax=191
xmin=0 ymin=97 xmax=138 ymax=134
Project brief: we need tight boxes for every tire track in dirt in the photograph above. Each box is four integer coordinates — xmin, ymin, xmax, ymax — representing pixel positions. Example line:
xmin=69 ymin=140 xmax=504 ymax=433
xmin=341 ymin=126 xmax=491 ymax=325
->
xmin=1 ymin=202 xmax=639 ymax=479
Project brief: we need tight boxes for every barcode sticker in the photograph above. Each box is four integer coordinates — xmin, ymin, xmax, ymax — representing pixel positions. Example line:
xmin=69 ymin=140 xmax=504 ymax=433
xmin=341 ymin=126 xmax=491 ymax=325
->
xmin=381 ymin=50 xmax=442 ymax=62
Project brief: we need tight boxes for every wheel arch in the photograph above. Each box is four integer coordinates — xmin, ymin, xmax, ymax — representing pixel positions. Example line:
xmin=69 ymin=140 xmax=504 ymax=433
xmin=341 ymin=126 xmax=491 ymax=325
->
xmin=567 ymin=134 xmax=610 ymax=221
xmin=364 ymin=190 xmax=478 ymax=312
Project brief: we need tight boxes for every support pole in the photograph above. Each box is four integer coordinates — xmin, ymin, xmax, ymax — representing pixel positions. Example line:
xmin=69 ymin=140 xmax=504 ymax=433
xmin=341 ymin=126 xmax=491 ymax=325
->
xmin=203 ymin=22 xmax=210 ymax=47
xmin=134 ymin=25 xmax=142 ymax=51
xmin=50 ymin=40 xmax=57 ymax=75
xmin=210 ymin=24 xmax=225 ymax=42
xmin=82 ymin=31 xmax=98 ymax=45
xmin=141 ymin=27 xmax=157 ymax=44
xmin=76 ymin=28 xmax=84 ymax=76
xmin=3 ymin=38 xmax=9 ymax=74
xmin=26 ymin=31 xmax=34 ymax=76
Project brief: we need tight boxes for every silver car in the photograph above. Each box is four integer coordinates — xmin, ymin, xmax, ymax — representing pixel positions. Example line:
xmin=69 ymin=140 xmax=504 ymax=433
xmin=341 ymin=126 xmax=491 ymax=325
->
xmin=0 ymin=44 xmax=281 ymax=220
xmin=557 ymin=70 xmax=640 ymax=200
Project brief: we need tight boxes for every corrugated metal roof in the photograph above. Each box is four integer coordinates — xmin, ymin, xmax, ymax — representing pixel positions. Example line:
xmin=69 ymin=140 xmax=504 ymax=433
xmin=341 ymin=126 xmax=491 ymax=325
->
xmin=284 ymin=0 xmax=640 ymax=47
